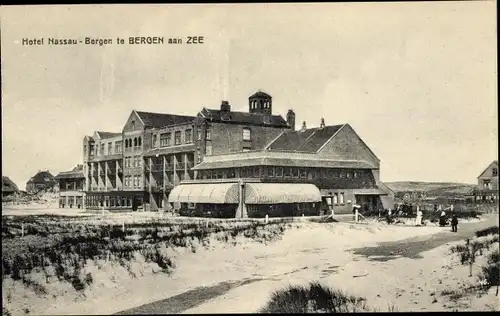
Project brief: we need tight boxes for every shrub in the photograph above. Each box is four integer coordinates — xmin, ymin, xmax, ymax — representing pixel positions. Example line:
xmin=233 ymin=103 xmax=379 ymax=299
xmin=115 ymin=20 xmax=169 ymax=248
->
xmin=480 ymin=248 xmax=500 ymax=288
xmin=475 ymin=226 xmax=499 ymax=238
xmin=259 ymin=282 xmax=367 ymax=313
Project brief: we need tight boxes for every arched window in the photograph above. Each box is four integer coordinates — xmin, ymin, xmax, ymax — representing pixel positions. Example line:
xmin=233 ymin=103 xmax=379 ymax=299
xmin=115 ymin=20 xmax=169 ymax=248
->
xmin=138 ymin=137 xmax=142 ymax=146
xmin=134 ymin=137 xmax=137 ymax=147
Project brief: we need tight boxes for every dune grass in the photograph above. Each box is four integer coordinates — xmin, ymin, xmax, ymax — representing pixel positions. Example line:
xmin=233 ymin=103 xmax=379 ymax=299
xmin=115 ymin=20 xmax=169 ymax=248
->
xmin=259 ymin=282 xmax=368 ymax=313
xmin=1 ymin=215 xmax=294 ymax=293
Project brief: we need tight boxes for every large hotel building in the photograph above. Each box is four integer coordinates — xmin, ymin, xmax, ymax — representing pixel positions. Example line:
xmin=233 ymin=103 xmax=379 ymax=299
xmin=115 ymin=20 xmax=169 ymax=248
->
xmin=56 ymin=91 xmax=394 ymax=217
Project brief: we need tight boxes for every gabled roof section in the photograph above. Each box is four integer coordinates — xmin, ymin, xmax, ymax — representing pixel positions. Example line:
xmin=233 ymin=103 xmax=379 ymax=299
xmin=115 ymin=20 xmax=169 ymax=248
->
xmin=96 ymin=131 xmax=122 ymax=139
xmin=478 ymin=160 xmax=499 ymax=178
xmin=55 ymin=165 xmax=85 ymax=180
xmin=199 ymin=108 xmax=288 ymax=127
xmin=135 ymin=111 xmax=196 ymax=129
xmin=266 ymin=124 xmax=345 ymax=153
xmin=2 ymin=176 xmax=19 ymax=193
xmin=27 ymin=171 xmax=56 ymax=184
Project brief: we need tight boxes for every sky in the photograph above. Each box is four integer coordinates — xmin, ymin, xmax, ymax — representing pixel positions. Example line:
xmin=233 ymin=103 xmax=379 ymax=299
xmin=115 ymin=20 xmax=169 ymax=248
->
xmin=1 ymin=2 xmax=497 ymax=189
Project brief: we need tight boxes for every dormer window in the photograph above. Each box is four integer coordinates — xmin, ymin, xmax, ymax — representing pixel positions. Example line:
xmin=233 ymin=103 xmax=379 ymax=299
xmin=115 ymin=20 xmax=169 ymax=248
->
xmin=131 ymin=120 xmax=136 ymax=128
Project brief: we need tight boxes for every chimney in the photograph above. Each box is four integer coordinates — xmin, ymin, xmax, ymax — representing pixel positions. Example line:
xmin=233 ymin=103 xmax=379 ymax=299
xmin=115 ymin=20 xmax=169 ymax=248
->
xmin=320 ymin=117 xmax=325 ymax=129
xmin=286 ymin=109 xmax=296 ymax=131
xmin=301 ymin=121 xmax=307 ymax=132
xmin=220 ymin=100 xmax=231 ymax=112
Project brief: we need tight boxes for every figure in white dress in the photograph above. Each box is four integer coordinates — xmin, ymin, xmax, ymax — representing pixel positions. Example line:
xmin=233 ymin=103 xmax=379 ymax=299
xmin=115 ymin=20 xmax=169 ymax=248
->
xmin=415 ymin=205 xmax=422 ymax=226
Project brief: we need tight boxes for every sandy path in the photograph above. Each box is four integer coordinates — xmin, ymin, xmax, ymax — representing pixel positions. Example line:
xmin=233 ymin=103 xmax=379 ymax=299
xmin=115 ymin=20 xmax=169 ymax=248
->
xmin=174 ymin=215 xmax=498 ymax=314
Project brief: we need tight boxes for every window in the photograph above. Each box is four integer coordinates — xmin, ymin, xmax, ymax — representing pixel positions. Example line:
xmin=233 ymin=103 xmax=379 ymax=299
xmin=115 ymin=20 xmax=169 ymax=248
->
xmin=185 ymin=129 xmax=193 ymax=143
xmin=300 ymin=168 xmax=307 ymax=179
xmin=131 ymin=120 xmax=136 ymax=128
xmin=115 ymin=141 xmax=122 ymax=153
xmin=339 ymin=171 xmax=345 ymax=178
xmin=339 ymin=193 xmax=345 ymax=204
xmin=327 ymin=170 xmax=334 ymax=179
xmin=268 ymin=167 xmax=275 ymax=178
xmin=493 ymin=168 xmax=498 ymax=176
xmin=333 ymin=193 xmax=338 ymax=205
xmin=137 ymin=156 xmax=142 ymax=167
xmin=346 ymin=171 xmax=351 ymax=178
xmin=483 ymin=180 xmax=491 ymax=189
xmin=175 ymin=131 xmax=182 ymax=145
xmin=353 ymin=171 xmax=358 ymax=178
xmin=197 ymin=130 xmax=202 ymax=141
xmin=160 ymin=133 xmax=171 ymax=147
xmin=152 ymin=135 xmax=157 ymax=148
xmin=227 ymin=169 xmax=235 ymax=178
xmin=90 ymin=144 xmax=95 ymax=156
xmin=315 ymin=170 xmax=321 ymax=179
xmin=205 ymin=144 xmax=213 ymax=156
xmin=284 ymin=167 xmax=292 ymax=178
xmin=253 ymin=167 xmax=260 ymax=178
xmin=205 ymin=127 xmax=211 ymax=140
xmin=292 ymin=168 xmax=299 ymax=178
xmin=108 ymin=142 xmax=113 ymax=155
xmin=100 ymin=143 xmax=105 ymax=155
xmin=134 ymin=138 xmax=138 ymax=147
xmin=276 ymin=167 xmax=283 ymax=177
xmin=243 ymin=128 xmax=251 ymax=141
xmin=196 ymin=148 xmax=202 ymax=163
xmin=138 ymin=137 xmax=141 ymax=146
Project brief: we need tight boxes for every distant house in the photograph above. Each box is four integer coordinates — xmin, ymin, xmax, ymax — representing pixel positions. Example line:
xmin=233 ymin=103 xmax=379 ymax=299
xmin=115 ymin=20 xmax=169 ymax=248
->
xmin=472 ymin=160 xmax=499 ymax=203
xmin=26 ymin=170 xmax=58 ymax=194
xmin=2 ymin=176 xmax=19 ymax=199
xmin=55 ymin=165 xmax=85 ymax=208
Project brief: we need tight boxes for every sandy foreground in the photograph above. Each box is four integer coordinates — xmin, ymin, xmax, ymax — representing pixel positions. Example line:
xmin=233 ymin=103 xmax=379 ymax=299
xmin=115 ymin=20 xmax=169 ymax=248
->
xmin=2 ymin=217 xmax=498 ymax=315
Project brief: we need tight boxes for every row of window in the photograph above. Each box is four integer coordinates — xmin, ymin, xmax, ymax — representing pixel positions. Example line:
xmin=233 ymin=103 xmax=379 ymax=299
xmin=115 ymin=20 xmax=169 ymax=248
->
xmin=202 ymin=167 xmax=363 ymax=180
xmin=124 ymin=175 xmax=142 ymax=188
xmin=325 ymin=193 xmax=345 ymax=205
xmin=153 ymin=129 xmax=193 ymax=148
xmin=250 ymin=100 xmax=271 ymax=110
xmin=124 ymin=137 xmax=142 ymax=148
xmin=125 ymin=156 xmax=143 ymax=168
xmin=86 ymin=141 xmax=123 ymax=157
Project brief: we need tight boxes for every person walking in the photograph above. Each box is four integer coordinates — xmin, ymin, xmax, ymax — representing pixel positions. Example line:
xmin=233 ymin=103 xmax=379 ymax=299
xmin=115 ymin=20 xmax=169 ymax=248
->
xmin=415 ymin=205 xmax=423 ymax=226
xmin=451 ymin=213 xmax=458 ymax=232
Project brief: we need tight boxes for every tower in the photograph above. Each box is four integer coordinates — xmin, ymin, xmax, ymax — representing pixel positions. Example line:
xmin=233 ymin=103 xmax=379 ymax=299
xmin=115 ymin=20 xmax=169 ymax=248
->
xmin=248 ymin=90 xmax=272 ymax=115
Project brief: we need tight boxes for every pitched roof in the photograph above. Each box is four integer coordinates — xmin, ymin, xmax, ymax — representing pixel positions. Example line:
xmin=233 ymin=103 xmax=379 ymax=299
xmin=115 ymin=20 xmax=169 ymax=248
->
xmin=199 ymin=108 xmax=288 ymax=127
xmin=478 ymin=160 xmax=499 ymax=178
xmin=267 ymin=124 xmax=345 ymax=152
xmin=249 ymin=91 xmax=272 ymax=99
xmin=192 ymin=157 xmax=375 ymax=170
xmin=54 ymin=165 xmax=85 ymax=180
xmin=96 ymin=131 xmax=122 ymax=139
xmin=135 ymin=111 xmax=195 ymax=128
xmin=2 ymin=176 xmax=19 ymax=193
xmin=27 ymin=171 xmax=56 ymax=184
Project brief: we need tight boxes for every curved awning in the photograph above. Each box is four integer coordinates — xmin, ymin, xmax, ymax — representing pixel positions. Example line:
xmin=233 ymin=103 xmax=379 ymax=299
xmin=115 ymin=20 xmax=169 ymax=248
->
xmin=168 ymin=183 xmax=239 ymax=204
xmin=245 ymin=183 xmax=321 ymax=204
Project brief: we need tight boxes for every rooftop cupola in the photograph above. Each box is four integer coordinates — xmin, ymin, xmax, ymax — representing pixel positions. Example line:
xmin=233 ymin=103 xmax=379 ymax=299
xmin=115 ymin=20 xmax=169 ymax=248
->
xmin=249 ymin=90 xmax=272 ymax=115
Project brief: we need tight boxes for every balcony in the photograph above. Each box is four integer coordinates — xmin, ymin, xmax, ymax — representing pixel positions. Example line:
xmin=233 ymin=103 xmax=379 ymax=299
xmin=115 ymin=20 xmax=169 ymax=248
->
xmin=151 ymin=164 xmax=164 ymax=172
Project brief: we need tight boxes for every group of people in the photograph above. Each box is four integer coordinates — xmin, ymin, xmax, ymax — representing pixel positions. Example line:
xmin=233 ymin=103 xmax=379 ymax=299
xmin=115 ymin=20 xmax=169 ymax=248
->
xmin=382 ymin=203 xmax=459 ymax=232
xmin=436 ymin=204 xmax=459 ymax=232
